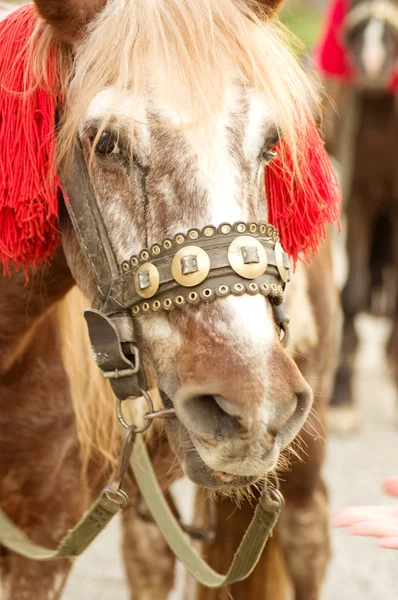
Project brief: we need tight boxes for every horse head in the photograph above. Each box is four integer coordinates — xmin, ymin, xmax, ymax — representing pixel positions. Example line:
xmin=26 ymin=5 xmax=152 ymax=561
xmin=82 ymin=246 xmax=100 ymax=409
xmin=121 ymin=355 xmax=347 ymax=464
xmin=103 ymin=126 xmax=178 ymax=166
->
xmin=345 ymin=0 xmax=398 ymax=88
xmin=35 ymin=0 xmax=315 ymax=492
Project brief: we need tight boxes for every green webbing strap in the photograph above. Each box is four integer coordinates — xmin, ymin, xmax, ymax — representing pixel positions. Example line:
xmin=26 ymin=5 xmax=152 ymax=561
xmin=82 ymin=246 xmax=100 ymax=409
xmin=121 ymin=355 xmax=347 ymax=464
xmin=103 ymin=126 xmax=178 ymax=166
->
xmin=0 ymin=493 xmax=120 ymax=560
xmin=130 ymin=436 xmax=283 ymax=587
xmin=0 ymin=438 xmax=282 ymax=588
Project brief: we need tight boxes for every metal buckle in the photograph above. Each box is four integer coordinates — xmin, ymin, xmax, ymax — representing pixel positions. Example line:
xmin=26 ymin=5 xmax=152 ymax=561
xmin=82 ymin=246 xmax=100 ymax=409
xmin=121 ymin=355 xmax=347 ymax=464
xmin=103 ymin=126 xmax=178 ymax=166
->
xmin=101 ymin=486 xmax=129 ymax=508
xmin=267 ymin=472 xmax=285 ymax=508
xmin=102 ymin=344 xmax=140 ymax=380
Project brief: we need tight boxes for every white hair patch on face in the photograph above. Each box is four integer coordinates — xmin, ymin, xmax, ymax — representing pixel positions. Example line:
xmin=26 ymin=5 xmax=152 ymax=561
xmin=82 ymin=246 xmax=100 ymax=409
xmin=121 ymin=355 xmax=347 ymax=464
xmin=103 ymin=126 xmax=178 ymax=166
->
xmin=244 ymin=90 xmax=273 ymax=161
xmin=361 ymin=19 xmax=386 ymax=78
xmin=223 ymin=294 xmax=276 ymax=349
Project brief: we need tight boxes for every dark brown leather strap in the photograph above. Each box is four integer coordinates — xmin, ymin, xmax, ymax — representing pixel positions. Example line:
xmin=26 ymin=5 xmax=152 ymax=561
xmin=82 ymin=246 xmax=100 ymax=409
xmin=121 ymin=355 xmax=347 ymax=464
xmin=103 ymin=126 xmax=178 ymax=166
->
xmin=61 ymin=143 xmax=120 ymax=297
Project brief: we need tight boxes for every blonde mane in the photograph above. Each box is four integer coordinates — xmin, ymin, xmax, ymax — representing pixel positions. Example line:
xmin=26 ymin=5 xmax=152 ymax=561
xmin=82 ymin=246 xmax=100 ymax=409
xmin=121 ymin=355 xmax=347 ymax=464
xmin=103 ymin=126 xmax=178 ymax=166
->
xmin=31 ymin=0 xmax=317 ymax=174
xmin=57 ymin=287 xmax=119 ymax=477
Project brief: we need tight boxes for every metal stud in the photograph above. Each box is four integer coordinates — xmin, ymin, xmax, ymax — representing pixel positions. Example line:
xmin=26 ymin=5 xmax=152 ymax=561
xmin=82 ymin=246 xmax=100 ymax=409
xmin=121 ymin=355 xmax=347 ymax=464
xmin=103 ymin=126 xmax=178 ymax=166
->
xmin=249 ymin=223 xmax=257 ymax=233
xmin=163 ymin=239 xmax=172 ymax=250
xmin=130 ymin=256 xmax=139 ymax=267
xmin=138 ymin=270 xmax=151 ymax=290
xmin=218 ymin=285 xmax=229 ymax=295
xmin=261 ymin=282 xmax=269 ymax=294
xmin=188 ymin=229 xmax=200 ymax=240
xmin=271 ymin=283 xmax=278 ymax=294
xmin=140 ymin=250 xmax=150 ymax=261
xmin=228 ymin=236 xmax=268 ymax=279
xmin=163 ymin=298 xmax=173 ymax=310
xmin=151 ymin=244 xmax=161 ymax=256
xmin=188 ymin=291 xmax=199 ymax=304
xmin=122 ymin=261 xmax=130 ymax=272
xmin=132 ymin=306 xmax=140 ymax=315
xmin=248 ymin=282 xmax=259 ymax=294
xmin=235 ymin=222 xmax=246 ymax=233
xmin=241 ymin=246 xmax=260 ymax=264
xmin=172 ymin=246 xmax=210 ymax=287
xmin=134 ymin=263 xmax=160 ymax=298
xmin=175 ymin=234 xmax=185 ymax=245
xmin=274 ymin=241 xmax=289 ymax=283
xmin=267 ymin=226 xmax=274 ymax=237
xmin=142 ymin=302 xmax=150 ymax=312
xmin=152 ymin=300 xmax=161 ymax=311
xmin=180 ymin=254 xmax=198 ymax=275
xmin=202 ymin=288 xmax=214 ymax=300
xmin=233 ymin=283 xmax=245 ymax=295
xmin=219 ymin=223 xmax=231 ymax=235
xmin=203 ymin=227 xmax=215 ymax=237
xmin=175 ymin=295 xmax=185 ymax=306
xmin=259 ymin=224 xmax=266 ymax=234
xmin=278 ymin=285 xmax=283 ymax=294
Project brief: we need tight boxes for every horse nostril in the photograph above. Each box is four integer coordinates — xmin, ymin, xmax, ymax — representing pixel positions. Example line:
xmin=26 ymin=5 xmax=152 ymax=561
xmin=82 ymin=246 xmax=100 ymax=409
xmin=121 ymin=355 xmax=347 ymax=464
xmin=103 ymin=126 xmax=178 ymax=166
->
xmin=278 ymin=388 xmax=312 ymax=449
xmin=179 ymin=393 xmax=241 ymax=440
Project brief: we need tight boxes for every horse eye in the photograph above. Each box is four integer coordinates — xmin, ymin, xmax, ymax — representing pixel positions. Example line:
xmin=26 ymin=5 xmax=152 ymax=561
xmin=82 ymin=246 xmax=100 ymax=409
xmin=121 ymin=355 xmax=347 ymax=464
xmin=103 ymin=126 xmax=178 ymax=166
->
xmin=262 ymin=148 xmax=278 ymax=163
xmin=261 ymin=133 xmax=280 ymax=163
xmin=94 ymin=131 xmax=120 ymax=156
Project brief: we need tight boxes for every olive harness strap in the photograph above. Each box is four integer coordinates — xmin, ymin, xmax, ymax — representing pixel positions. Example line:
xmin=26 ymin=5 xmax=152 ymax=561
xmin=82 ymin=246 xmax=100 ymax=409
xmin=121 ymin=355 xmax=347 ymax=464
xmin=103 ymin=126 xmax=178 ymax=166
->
xmin=0 ymin=437 xmax=283 ymax=587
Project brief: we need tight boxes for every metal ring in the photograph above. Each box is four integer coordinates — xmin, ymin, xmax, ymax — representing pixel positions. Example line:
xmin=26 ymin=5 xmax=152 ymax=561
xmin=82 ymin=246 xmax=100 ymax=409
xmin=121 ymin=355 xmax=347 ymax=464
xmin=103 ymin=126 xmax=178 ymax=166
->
xmin=116 ymin=392 xmax=154 ymax=433
xmin=101 ymin=486 xmax=129 ymax=508
xmin=267 ymin=487 xmax=285 ymax=508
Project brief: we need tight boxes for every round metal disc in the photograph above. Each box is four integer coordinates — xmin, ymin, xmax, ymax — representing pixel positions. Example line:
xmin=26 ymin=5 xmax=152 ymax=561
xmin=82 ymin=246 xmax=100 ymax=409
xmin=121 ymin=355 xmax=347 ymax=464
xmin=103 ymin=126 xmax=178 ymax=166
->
xmin=227 ymin=236 xmax=267 ymax=279
xmin=171 ymin=246 xmax=210 ymax=287
xmin=134 ymin=263 xmax=160 ymax=298
xmin=274 ymin=242 xmax=289 ymax=283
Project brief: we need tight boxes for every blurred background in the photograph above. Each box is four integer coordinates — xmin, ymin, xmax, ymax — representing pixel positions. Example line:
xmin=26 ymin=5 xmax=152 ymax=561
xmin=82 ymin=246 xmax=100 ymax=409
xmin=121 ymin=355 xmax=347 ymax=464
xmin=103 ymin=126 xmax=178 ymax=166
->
xmin=1 ymin=0 xmax=397 ymax=598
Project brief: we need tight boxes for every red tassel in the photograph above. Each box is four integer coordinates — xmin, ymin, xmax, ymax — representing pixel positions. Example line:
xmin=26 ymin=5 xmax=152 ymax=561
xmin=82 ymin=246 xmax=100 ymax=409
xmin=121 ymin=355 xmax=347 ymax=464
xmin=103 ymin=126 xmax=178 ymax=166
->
xmin=314 ymin=0 xmax=354 ymax=81
xmin=0 ymin=6 xmax=340 ymax=273
xmin=265 ymin=120 xmax=341 ymax=264
xmin=0 ymin=5 xmax=60 ymax=273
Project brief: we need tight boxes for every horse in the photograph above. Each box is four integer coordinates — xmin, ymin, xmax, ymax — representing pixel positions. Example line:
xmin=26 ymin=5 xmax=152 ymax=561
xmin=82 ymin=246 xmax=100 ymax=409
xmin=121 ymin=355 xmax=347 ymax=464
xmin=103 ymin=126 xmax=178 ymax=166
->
xmin=0 ymin=1 xmax=339 ymax=598
xmin=320 ymin=0 xmax=398 ymax=432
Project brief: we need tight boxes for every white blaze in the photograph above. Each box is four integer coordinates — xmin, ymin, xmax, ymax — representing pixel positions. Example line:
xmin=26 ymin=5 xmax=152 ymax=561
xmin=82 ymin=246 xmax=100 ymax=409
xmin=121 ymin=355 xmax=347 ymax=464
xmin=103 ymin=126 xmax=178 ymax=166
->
xmin=361 ymin=19 xmax=386 ymax=78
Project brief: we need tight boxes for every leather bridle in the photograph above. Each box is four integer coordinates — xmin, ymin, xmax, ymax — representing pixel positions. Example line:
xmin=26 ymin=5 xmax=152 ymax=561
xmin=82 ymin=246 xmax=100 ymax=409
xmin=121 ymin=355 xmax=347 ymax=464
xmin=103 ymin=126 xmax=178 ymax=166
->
xmin=62 ymin=142 xmax=291 ymax=404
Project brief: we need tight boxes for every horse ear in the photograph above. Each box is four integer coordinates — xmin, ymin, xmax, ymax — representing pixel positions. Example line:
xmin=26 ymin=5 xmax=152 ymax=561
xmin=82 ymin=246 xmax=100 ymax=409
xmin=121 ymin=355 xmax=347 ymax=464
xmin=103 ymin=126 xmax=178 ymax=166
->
xmin=249 ymin=0 xmax=284 ymax=17
xmin=34 ymin=0 xmax=108 ymax=44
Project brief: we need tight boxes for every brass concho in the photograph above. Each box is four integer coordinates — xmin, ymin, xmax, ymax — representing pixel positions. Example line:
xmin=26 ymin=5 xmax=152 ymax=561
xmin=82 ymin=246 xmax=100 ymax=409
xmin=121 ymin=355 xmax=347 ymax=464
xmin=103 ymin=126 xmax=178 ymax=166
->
xmin=274 ymin=241 xmax=288 ymax=283
xmin=134 ymin=263 xmax=160 ymax=298
xmin=228 ymin=236 xmax=268 ymax=279
xmin=172 ymin=246 xmax=210 ymax=287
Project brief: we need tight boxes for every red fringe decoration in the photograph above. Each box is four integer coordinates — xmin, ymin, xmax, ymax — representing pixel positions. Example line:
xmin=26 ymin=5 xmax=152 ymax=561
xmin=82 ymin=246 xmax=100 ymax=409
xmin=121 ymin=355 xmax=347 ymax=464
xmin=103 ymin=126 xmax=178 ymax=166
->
xmin=0 ymin=5 xmax=60 ymax=272
xmin=266 ymin=120 xmax=341 ymax=264
xmin=0 ymin=5 xmax=340 ymax=272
